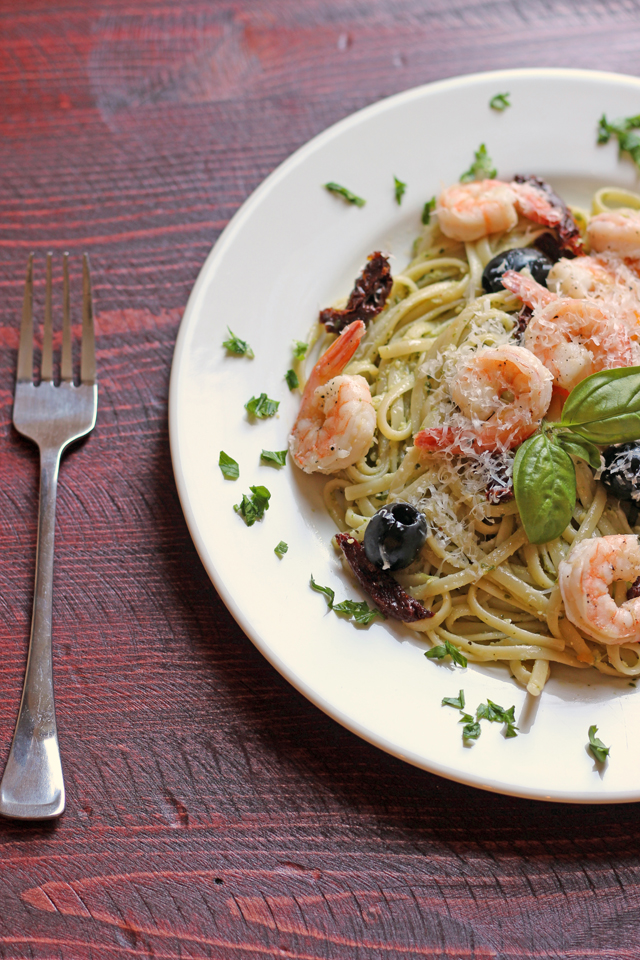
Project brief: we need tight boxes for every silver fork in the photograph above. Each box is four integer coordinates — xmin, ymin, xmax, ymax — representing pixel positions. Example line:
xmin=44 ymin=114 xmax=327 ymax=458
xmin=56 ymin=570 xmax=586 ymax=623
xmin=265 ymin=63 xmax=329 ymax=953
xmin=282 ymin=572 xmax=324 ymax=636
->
xmin=0 ymin=253 xmax=97 ymax=820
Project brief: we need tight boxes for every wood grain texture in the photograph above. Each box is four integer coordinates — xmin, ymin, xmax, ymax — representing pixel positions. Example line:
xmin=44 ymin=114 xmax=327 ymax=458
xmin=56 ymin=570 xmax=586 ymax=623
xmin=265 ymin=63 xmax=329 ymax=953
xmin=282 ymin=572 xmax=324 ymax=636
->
xmin=2 ymin=1 xmax=640 ymax=957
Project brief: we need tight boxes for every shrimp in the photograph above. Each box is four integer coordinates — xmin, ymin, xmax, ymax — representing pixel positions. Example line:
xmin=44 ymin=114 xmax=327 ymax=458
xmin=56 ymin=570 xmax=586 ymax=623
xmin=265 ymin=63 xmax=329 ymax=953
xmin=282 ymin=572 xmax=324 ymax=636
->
xmin=415 ymin=344 xmax=552 ymax=455
xmin=436 ymin=180 xmax=519 ymax=242
xmin=500 ymin=267 xmax=638 ymax=390
xmin=559 ymin=535 xmax=640 ymax=644
xmin=587 ymin=209 xmax=640 ymax=259
xmin=523 ymin=298 xmax=635 ymax=392
xmin=547 ymin=255 xmax=640 ymax=338
xmin=289 ymin=319 xmax=376 ymax=474
xmin=436 ymin=176 xmax=582 ymax=251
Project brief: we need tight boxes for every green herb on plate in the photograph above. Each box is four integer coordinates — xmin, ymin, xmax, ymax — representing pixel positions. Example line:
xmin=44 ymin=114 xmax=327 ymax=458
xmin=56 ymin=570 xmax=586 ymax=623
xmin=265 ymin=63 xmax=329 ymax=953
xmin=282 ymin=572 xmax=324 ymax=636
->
xmin=285 ymin=369 xmax=299 ymax=390
xmin=261 ymin=449 xmax=287 ymax=467
xmin=234 ymin=485 xmax=271 ymax=526
xmin=324 ymin=182 xmax=366 ymax=207
xmin=489 ymin=92 xmax=510 ymax=111
xmin=245 ymin=393 xmax=279 ymax=419
xmin=219 ymin=451 xmax=239 ymax=480
xmin=222 ymin=327 xmax=254 ymax=358
xmin=460 ymin=143 xmax=497 ymax=183
xmin=394 ymin=176 xmax=407 ymax=205
xmin=274 ymin=541 xmax=288 ymax=558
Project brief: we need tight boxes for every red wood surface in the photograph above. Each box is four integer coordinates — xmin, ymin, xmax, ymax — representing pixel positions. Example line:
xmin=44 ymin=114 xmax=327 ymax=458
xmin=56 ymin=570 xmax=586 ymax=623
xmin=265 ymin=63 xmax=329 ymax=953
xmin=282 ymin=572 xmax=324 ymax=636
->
xmin=2 ymin=2 xmax=640 ymax=957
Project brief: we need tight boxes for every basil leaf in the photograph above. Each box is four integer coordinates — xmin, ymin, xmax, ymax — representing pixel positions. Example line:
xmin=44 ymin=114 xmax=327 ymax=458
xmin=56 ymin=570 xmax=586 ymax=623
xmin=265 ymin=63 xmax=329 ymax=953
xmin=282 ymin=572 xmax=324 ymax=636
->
xmin=513 ymin=433 xmax=576 ymax=544
xmin=292 ymin=340 xmax=308 ymax=360
xmin=394 ymin=176 xmax=407 ymax=205
xmin=332 ymin=599 xmax=383 ymax=624
xmin=219 ymin=451 xmax=239 ymax=480
xmin=477 ymin=699 xmax=515 ymax=724
xmin=245 ymin=393 xmax=280 ymax=419
xmin=234 ymin=485 xmax=271 ymax=526
xmin=274 ymin=541 xmax=288 ymax=558
xmin=324 ymin=182 xmax=366 ymax=207
xmin=310 ymin=575 xmax=335 ymax=608
xmin=489 ymin=92 xmax=510 ymax=111
xmin=588 ymin=724 xmax=610 ymax=763
xmin=462 ymin=720 xmax=481 ymax=741
xmin=505 ymin=722 xmax=518 ymax=739
xmin=556 ymin=434 xmax=602 ymax=470
xmin=560 ymin=366 xmax=640 ymax=443
xmin=442 ymin=690 xmax=465 ymax=709
xmin=222 ymin=327 xmax=254 ymax=358
xmin=460 ymin=143 xmax=497 ymax=183
xmin=422 ymin=196 xmax=436 ymax=225
xmin=261 ymin=449 xmax=287 ymax=467
xmin=285 ymin=369 xmax=299 ymax=390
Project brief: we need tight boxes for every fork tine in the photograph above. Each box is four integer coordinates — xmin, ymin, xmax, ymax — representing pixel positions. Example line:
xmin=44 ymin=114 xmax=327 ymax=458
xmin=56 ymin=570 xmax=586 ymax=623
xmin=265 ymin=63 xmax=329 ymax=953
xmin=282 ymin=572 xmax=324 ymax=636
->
xmin=61 ymin=253 xmax=72 ymax=381
xmin=81 ymin=253 xmax=96 ymax=384
xmin=17 ymin=254 xmax=34 ymax=382
xmin=41 ymin=253 xmax=53 ymax=381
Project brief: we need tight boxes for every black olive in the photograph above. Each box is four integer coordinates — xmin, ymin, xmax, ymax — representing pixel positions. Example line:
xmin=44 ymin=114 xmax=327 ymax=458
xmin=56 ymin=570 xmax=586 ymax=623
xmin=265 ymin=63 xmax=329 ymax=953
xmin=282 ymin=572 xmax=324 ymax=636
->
xmin=481 ymin=247 xmax=553 ymax=293
xmin=363 ymin=502 xmax=428 ymax=571
xmin=601 ymin=442 xmax=640 ymax=503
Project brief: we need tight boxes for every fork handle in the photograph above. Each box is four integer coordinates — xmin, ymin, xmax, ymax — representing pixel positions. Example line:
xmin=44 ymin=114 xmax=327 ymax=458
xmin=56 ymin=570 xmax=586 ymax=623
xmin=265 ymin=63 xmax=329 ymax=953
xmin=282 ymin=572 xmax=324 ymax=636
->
xmin=0 ymin=446 xmax=65 ymax=820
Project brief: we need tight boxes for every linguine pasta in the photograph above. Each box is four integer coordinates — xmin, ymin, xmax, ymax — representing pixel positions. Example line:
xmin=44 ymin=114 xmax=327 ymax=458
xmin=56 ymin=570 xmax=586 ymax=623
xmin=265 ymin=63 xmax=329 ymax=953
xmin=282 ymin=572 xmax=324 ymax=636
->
xmin=298 ymin=186 xmax=640 ymax=698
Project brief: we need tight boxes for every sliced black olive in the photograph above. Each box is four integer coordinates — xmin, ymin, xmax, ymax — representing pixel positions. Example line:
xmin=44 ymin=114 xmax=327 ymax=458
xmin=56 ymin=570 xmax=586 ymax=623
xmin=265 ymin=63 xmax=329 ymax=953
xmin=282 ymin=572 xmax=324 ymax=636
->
xmin=363 ymin=502 xmax=428 ymax=571
xmin=601 ymin=442 xmax=640 ymax=503
xmin=482 ymin=247 xmax=553 ymax=293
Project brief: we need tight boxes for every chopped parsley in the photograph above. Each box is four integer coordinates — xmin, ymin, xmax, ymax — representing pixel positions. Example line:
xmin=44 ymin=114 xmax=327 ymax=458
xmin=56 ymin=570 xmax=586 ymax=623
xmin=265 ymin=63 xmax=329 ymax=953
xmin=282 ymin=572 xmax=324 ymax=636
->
xmin=245 ymin=393 xmax=279 ymax=419
xmin=234 ymin=485 xmax=271 ymax=526
xmin=460 ymin=143 xmax=497 ymax=183
xmin=422 ymin=196 xmax=436 ymax=225
xmin=274 ymin=541 xmax=288 ymax=558
xmin=293 ymin=340 xmax=308 ymax=361
xmin=588 ymin=724 xmax=610 ymax=764
xmin=222 ymin=327 xmax=254 ymax=358
xmin=285 ymin=369 xmax=299 ymax=390
xmin=598 ymin=113 xmax=640 ymax=170
xmin=218 ymin=451 xmax=239 ymax=480
xmin=489 ymin=92 xmax=510 ymax=111
xmin=425 ymin=638 xmax=468 ymax=668
xmin=442 ymin=690 xmax=465 ymax=710
xmin=460 ymin=716 xmax=481 ymax=740
xmin=394 ymin=176 xmax=407 ymax=205
xmin=260 ymin=449 xmax=287 ymax=467
xmin=310 ymin=575 xmax=383 ymax=625
xmin=324 ymin=182 xmax=366 ymax=207
xmin=476 ymin=699 xmax=518 ymax=738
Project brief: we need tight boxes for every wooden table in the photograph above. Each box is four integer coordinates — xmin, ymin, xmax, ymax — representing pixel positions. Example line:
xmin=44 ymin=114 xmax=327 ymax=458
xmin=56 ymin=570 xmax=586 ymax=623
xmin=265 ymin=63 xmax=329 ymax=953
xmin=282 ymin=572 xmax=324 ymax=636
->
xmin=2 ymin=2 xmax=640 ymax=956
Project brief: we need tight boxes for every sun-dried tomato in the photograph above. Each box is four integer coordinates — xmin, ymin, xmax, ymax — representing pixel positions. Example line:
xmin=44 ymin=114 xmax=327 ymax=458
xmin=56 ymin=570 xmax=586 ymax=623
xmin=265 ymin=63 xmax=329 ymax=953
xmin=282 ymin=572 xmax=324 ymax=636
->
xmin=336 ymin=533 xmax=431 ymax=623
xmin=628 ymin=577 xmax=640 ymax=601
xmin=513 ymin=175 xmax=583 ymax=256
xmin=319 ymin=252 xmax=392 ymax=334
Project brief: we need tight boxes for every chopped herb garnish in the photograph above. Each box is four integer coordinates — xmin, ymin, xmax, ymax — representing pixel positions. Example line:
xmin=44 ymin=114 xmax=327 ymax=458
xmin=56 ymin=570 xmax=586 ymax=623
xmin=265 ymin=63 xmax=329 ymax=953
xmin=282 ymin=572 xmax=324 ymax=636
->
xmin=489 ymin=92 xmax=510 ymax=111
xmin=292 ymin=340 xmax=308 ymax=360
xmin=476 ymin=699 xmax=518 ymax=736
xmin=274 ymin=541 xmax=288 ymax=558
xmin=310 ymin=575 xmax=383 ymax=625
xmin=260 ymin=449 xmax=287 ymax=467
xmin=285 ymin=369 xmax=299 ymax=390
xmin=245 ymin=393 xmax=279 ymax=419
xmin=460 ymin=143 xmax=497 ymax=183
xmin=234 ymin=485 xmax=271 ymax=526
xmin=588 ymin=724 xmax=610 ymax=763
xmin=324 ymin=182 xmax=366 ymax=207
xmin=422 ymin=196 xmax=436 ymax=225
xmin=222 ymin=327 xmax=254 ymax=358
xmin=505 ymin=723 xmax=518 ymax=739
xmin=332 ymin=599 xmax=383 ymax=625
xmin=442 ymin=690 xmax=465 ymax=710
xmin=598 ymin=113 xmax=640 ymax=170
xmin=461 ymin=719 xmax=481 ymax=740
xmin=394 ymin=176 xmax=407 ymax=205
xmin=218 ymin=451 xmax=239 ymax=480
xmin=310 ymin=575 xmax=335 ymax=608
xmin=425 ymin=638 xmax=468 ymax=668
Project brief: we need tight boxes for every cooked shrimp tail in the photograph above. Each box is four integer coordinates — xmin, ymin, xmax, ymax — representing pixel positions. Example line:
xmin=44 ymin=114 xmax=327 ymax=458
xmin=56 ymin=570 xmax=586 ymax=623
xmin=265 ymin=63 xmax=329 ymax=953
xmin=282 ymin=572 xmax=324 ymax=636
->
xmin=500 ymin=269 xmax=556 ymax=309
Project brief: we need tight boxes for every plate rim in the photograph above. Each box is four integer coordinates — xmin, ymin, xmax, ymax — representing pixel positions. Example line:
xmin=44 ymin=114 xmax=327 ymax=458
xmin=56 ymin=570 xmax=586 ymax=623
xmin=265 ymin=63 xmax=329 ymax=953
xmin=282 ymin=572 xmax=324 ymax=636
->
xmin=169 ymin=66 xmax=640 ymax=804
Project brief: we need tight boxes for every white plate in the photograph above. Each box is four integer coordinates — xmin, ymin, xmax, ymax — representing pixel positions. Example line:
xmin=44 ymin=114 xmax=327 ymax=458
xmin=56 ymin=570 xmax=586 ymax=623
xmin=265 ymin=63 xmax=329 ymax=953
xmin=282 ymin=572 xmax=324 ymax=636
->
xmin=170 ymin=68 xmax=640 ymax=803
